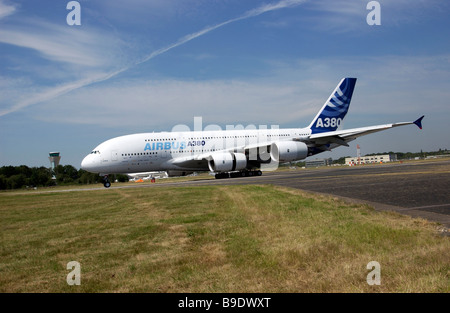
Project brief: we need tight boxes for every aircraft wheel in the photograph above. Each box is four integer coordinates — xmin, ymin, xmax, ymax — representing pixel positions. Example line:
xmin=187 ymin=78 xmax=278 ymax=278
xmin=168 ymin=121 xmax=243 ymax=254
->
xmin=103 ymin=175 xmax=111 ymax=188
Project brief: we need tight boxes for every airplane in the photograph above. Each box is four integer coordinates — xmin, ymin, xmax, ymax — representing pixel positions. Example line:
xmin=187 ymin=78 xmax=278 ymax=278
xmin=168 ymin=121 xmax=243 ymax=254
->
xmin=81 ymin=77 xmax=424 ymax=188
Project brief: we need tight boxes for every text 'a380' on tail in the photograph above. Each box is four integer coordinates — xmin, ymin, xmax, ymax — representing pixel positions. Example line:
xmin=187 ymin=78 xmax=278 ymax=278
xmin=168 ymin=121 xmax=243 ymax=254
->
xmin=308 ymin=77 xmax=357 ymax=134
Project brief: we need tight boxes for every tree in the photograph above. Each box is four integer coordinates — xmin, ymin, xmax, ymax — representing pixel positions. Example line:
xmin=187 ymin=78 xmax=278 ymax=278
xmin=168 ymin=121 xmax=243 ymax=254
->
xmin=30 ymin=167 xmax=52 ymax=187
xmin=0 ymin=175 xmax=7 ymax=190
xmin=7 ymin=174 xmax=27 ymax=189
xmin=55 ymin=164 xmax=79 ymax=184
xmin=77 ymin=169 xmax=99 ymax=184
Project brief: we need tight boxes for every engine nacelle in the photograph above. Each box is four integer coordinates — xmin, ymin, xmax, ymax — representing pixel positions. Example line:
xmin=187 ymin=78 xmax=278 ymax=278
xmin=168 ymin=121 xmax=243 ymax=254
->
xmin=208 ymin=152 xmax=247 ymax=172
xmin=270 ymin=141 xmax=308 ymax=163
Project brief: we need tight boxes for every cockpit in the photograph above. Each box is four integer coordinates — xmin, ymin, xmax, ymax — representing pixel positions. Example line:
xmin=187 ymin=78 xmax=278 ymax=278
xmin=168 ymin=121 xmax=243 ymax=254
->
xmin=82 ymin=149 xmax=103 ymax=173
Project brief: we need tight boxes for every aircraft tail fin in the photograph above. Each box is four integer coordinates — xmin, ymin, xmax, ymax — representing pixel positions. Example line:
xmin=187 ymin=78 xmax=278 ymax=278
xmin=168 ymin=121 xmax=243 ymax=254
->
xmin=308 ymin=77 xmax=357 ymax=134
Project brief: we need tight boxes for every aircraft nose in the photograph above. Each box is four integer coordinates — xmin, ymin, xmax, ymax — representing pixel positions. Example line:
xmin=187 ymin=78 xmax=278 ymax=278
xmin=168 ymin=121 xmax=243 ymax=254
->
xmin=81 ymin=155 xmax=89 ymax=170
xmin=81 ymin=154 xmax=95 ymax=172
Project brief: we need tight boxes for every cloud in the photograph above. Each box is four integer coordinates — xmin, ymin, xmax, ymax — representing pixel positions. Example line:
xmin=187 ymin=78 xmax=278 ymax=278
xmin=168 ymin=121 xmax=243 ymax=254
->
xmin=0 ymin=0 xmax=16 ymax=20
xmin=0 ymin=19 xmax=123 ymax=67
xmin=0 ymin=17 xmax=128 ymax=116
xmin=0 ymin=0 xmax=308 ymax=117
xmin=0 ymin=69 xmax=127 ymax=116
xmin=31 ymin=54 xmax=450 ymax=130
xmin=245 ymin=0 xmax=307 ymax=16
xmin=3 ymin=0 xmax=447 ymax=121
xmin=34 ymin=79 xmax=306 ymax=128
xmin=303 ymin=0 xmax=449 ymax=31
xmin=138 ymin=0 xmax=307 ymax=64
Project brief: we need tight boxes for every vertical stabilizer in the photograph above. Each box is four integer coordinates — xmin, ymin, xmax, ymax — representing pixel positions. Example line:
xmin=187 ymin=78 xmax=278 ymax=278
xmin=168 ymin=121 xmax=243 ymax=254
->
xmin=308 ymin=78 xmax=357 ymax=134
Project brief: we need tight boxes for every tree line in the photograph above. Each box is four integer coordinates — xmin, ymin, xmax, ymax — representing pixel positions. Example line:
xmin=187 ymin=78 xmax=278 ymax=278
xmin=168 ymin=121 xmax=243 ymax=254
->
xmin=0 ymin=165 xmax=128 ymax=190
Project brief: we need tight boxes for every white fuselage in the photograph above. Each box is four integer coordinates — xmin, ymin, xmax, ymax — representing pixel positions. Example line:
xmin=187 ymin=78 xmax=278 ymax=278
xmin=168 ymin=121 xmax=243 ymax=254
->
xmin=81 ymin=127 xmax=312 ymax=175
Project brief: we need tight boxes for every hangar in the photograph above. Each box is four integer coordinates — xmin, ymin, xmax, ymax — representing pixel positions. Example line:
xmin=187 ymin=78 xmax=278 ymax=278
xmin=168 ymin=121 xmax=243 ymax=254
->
xmin=345 ymin=154 xmax=397 ymax=166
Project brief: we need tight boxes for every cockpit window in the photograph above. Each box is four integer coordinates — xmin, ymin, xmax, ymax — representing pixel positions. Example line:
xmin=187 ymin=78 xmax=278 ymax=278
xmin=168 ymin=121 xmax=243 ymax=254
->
xmin=90 ymin=150 xmax=100 ymax=154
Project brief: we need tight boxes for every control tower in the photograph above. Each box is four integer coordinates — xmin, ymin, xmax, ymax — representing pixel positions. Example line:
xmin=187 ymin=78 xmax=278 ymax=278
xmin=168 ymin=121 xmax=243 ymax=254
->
xmin=49 ymin=152 xmax=61 ymax=179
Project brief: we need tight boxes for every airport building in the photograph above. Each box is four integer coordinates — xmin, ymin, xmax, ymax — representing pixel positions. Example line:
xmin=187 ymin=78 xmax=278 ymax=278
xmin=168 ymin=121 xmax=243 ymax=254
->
xmin=345 ymin=154 xmax=397 ymax=166
xmin=305 ymin=158 xmax=333 ymax=168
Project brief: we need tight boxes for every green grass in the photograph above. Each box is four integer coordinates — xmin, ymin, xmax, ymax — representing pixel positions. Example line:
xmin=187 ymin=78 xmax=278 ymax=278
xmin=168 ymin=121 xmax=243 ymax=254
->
xmin=0 ymin=185 xmax=448 ymax=292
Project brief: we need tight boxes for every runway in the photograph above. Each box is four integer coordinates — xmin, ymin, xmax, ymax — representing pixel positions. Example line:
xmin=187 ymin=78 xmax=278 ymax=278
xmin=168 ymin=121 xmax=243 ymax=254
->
xmin=264 ymin=161 xmax=450 ymax=228
xmin=157 ymin=159 xmax=450 ymax=228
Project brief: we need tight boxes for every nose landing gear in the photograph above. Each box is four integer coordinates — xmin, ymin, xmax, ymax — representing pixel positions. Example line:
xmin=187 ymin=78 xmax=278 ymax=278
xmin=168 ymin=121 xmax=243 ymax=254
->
xmin=103 ymin=175 xmax=111 ymax=188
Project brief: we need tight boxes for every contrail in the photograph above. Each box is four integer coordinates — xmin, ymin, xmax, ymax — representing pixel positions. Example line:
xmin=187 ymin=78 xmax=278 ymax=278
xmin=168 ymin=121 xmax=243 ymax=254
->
xmin=0 ymin=68 xmax=128 ymax=116
xmin=1 ymin=0 xmax=306 ymax=117
xmin=137 ymin=0 xmax=307 ymax=65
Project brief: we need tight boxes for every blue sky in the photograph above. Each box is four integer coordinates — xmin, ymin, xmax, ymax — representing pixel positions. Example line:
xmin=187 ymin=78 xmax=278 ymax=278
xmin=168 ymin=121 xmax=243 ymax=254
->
xmin=1 ymin=0 xmax=449 ymax=167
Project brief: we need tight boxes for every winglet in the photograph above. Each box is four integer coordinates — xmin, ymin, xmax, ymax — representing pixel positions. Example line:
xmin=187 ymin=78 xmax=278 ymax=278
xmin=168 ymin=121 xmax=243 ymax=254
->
xmin=413 ymin=115 xmax=424 ymax=130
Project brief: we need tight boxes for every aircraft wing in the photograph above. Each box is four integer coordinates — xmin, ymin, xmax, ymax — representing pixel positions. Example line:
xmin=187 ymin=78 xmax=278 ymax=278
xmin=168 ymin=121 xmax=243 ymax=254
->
xmin=167 ymin=153 xmax=210 ymax=170
xmin=300 ymin=116 xmax=424 ymax=148
xmin=168 ymin=116 xmax=424 ymax=168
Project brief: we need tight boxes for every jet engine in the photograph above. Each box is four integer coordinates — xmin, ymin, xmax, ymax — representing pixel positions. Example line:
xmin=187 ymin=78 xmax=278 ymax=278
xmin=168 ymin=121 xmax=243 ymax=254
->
xmin=270 ymin=141 xmax=308 ymax=163
xmin=208 ymin=152 xmax=247 ymax=172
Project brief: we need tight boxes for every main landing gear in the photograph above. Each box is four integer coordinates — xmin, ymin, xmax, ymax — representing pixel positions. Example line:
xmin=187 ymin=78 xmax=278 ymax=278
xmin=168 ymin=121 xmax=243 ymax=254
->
xmin=214 ymin=170 xmax=262 ymax=179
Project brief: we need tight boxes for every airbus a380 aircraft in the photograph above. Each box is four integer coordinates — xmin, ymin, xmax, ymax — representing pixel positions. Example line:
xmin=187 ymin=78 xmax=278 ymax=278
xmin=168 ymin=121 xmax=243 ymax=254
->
xmin=81 ymin=78 xmax=424 ymax=188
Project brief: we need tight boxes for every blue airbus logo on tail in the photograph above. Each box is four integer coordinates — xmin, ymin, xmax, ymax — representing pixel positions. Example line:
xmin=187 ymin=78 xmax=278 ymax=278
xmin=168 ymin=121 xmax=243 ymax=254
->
xmin=310 ymin=77 xmax=357 ymax=134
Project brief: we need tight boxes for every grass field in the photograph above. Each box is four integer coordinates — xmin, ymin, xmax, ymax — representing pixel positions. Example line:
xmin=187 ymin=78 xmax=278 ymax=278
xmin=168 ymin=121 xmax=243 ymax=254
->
xmin=0 ymin=184 xmax=448 ymax=292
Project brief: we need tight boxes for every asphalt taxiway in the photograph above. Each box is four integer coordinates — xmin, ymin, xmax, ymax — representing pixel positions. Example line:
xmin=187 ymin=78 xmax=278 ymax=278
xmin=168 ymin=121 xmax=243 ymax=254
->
xmin=154 ymin=159 xmax=450 ymax=228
